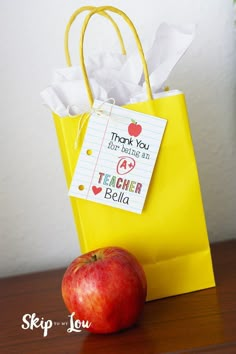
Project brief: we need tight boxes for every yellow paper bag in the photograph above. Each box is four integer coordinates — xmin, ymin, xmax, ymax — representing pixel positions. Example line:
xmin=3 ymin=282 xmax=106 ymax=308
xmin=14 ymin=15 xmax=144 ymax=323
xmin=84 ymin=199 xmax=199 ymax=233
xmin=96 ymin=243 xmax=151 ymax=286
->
xmin=52 ymin=6 xmax=215 ymax=301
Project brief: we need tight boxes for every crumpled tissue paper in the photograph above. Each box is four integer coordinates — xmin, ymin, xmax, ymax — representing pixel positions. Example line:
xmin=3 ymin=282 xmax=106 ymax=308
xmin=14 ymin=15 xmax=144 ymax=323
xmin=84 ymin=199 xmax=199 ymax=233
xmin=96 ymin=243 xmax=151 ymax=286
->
xmin=41 ymin=23 xmax=195 ymax=116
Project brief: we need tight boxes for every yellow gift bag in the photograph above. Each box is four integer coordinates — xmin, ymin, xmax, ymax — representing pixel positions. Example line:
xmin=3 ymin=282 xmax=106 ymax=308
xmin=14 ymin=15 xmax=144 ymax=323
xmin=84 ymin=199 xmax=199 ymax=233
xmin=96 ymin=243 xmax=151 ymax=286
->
xmin=52 ymin=6 xmax=215 ymax=301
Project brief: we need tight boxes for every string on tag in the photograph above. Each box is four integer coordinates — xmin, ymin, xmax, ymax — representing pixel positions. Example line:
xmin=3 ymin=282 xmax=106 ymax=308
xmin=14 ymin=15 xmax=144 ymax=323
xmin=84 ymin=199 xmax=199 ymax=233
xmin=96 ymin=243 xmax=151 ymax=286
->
xmin=66 ymin=98 xmax=116 ymax=150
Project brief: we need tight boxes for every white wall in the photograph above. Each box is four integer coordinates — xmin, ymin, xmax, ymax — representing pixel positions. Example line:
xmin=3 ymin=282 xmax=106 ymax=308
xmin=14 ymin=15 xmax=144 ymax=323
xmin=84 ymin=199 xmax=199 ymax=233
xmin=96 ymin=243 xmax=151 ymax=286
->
xmin=0 ymin=0 xmax=235 ymax=277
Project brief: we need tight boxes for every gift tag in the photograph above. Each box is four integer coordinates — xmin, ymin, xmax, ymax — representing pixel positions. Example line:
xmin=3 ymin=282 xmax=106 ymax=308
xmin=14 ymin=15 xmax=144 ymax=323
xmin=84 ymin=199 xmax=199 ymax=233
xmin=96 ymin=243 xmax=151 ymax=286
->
xmin=69 ymin=100 xmax=167 ymax=214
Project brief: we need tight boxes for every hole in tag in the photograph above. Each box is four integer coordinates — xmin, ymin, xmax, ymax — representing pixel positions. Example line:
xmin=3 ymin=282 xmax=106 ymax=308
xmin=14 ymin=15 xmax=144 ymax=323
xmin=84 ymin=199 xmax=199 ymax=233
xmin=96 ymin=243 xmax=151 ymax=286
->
xmin=86 ymin=149 xmax=93 ymax=155
xmin=78 ymin=185 xmax=85 ymax=191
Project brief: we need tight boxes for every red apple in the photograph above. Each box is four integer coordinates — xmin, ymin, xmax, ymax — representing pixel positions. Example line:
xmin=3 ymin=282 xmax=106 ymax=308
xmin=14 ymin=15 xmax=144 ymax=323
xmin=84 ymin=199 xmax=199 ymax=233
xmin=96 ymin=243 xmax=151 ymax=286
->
xmin=61 ymin=246 xmax=147 ymax=334
xmin=128 ymin=120 xmax=142 ymax=137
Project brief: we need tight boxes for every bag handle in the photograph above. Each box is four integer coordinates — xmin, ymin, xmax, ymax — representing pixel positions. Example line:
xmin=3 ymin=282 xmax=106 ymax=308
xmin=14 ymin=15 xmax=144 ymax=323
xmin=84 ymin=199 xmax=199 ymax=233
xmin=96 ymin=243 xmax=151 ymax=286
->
xmin=79 ymin=6 xmax=153 ymax=106
xmin=64 ymin=6 xmax=126 ymax=66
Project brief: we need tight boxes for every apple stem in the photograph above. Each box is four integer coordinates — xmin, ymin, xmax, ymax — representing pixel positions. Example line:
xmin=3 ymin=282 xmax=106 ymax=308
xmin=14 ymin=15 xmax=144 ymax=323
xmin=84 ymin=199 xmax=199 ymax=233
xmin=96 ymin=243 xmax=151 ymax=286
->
xmin=91 ymin=254 xmax=97 ymax=262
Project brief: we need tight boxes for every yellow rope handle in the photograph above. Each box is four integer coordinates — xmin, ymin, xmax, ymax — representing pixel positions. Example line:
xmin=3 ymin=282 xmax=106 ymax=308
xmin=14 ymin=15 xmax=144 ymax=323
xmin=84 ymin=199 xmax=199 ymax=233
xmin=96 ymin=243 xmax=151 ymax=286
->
xmin=64 ymin=6 xmax=126 ymax=66
xmin=80 ymin=6 xmax=153 ymax=106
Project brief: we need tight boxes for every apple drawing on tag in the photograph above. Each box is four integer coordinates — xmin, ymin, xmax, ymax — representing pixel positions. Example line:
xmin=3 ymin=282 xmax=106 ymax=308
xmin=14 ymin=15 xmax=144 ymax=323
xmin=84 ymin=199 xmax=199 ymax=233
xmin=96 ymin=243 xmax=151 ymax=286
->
xmin=128 ymin=120 xmax=142 ymax=137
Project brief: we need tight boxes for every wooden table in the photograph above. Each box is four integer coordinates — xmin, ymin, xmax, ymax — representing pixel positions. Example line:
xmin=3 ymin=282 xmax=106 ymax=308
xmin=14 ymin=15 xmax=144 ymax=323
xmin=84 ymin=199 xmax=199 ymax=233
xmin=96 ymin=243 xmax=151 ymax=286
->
xmin=0 ymin=240 xmax=236 ymax=354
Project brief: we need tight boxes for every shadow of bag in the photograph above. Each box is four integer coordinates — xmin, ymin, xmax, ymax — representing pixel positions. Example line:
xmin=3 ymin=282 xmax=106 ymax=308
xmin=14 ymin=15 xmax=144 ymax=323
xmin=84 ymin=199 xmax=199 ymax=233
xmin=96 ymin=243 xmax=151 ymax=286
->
xmin=52 ymin=6 xmax=215 ymax=301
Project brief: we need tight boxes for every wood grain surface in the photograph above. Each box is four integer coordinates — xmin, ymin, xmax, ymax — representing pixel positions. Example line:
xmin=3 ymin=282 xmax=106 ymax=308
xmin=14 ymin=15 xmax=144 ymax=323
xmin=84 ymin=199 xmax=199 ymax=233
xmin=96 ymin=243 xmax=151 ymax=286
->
xmin=0 ymin=240 xmax=236 ymax=354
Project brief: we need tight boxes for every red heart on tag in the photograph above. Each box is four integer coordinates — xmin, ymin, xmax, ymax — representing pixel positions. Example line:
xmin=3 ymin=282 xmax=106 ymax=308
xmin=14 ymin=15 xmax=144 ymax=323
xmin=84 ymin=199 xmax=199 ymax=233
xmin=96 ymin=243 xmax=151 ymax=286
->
xmin=92 ymin=186 xmax=102 ymax=195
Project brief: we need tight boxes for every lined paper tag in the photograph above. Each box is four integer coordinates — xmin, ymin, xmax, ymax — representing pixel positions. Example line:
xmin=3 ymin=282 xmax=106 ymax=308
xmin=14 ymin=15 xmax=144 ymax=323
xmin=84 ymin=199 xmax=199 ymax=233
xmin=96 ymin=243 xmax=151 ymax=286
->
xmin=69 ymin=100 xmax=167 ymax=214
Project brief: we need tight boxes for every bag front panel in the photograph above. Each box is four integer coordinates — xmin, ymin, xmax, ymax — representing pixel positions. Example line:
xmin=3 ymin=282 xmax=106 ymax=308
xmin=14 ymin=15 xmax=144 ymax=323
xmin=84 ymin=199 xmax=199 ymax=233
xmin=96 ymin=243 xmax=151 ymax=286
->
xmin=53 ymin=93 xmax=209 ymax=262
xmin=53 ymin=92 xmax=215 ymax=299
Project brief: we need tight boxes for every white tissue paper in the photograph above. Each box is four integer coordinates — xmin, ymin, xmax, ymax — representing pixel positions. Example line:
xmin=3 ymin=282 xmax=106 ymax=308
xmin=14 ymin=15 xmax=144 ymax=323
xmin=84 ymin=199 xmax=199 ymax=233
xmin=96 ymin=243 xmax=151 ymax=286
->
xmin=41 ymin=23 xmax=195 ymax=116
